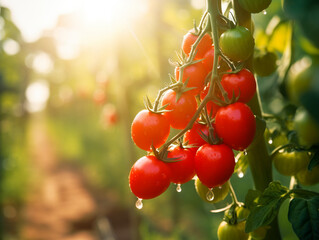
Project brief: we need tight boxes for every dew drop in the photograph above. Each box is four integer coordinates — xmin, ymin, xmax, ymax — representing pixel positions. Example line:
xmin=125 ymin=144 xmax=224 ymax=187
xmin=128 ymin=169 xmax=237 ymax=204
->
xmin=263 ymin=10 xmax=267 ymax=15
xmin=218 ymin=186 xmax=223 ymax=189
xmin=243 ymin=150 xmax=248 ymax=155
xmin=135 ymin=198 xmax=143 ymax=210
xmin=268 ymin=138 xmax=273 ymax=144
xmin=237 ymin=171 xmax=244 ymax=178
xmin=279 ymin=149 xmax=285 ymax=153
xmin=176 ymin=183 xmax=182 ymax=193
xmin=206 ymin=188 xmax=215 ymax=201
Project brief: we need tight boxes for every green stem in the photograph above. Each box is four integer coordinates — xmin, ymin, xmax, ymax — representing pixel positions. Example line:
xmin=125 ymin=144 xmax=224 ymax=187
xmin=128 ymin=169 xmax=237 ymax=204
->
xmin=232 ymin=1 xmax=281 ymax=239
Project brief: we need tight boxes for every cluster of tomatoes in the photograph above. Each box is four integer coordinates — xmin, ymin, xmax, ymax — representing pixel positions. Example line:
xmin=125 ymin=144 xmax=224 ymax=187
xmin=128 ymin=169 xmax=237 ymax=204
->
xmin=129 ymin=23 xmax=258 ymax=207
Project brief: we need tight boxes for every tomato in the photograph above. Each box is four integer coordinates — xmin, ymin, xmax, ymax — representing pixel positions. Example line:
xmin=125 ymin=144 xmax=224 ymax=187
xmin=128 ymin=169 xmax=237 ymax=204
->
xmin=202 ymin=46 xmax=215 ymax=72
xmin=129 ymin=155 xmax=171 ymax=199
xmin=221 ymin=68 xmax=256 ymax=103
xmin=238 ymin=0 xmax=271 ymax=13
xmin=195 ymin=144 xmax=235 ymax=188
xmin=175 ymin=62 xmax=208 ymax=95
xmin=93 ymin=88 xmax=107 ymax=105
xmin=296 ymin=165 xmax=319 ymax=186
xmin=194 ymin=178 xmax=229 ymax=203
xmin=286 ymin=57 xmax=319 ymax=105
xmin=236 ymin=206 xmax=250 ymax=220
xmin=272 ymin=150 xmax=309 ymax=176
xmin=294 ymin=108 xmax=319 ymax=147
xmin=182 ymin=29 xmax=213 ymax=59
xmin=131 ymin=110 xmax=170 ymax=151
xmin=184 ymin=122 xmax=209 ymax=149
xmin=215 ymin=103 xmax=256 ymax=151
xmin=200 ymin=83 xmax=222 ymax=117
xmin=253 ymin=50 xmax=278 ymax=77
xmin=166 ymin=145 xmax=196 ymax=184
xmin=219 ymin=26 xmax=254 ymax=62
xmin=162 ymin=90 xmax=197 ymax=129
xmin=217 ymin=221 xmax=248 ymax=240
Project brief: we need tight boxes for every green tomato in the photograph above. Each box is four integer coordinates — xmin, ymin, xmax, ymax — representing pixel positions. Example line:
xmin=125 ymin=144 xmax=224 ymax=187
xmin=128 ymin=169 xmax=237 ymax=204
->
xmin=219 ymin=26 xmax=255 ymax=62
xmin=253 ymin=50 xmax=277 ymax=77
xmin=194 ymin=178 xmax=229 ymax=204
xmin=236 ymin=206 xmax=250 ymax=220
xmin=272 ymin=151 xmax=309 ymax=176
xmin=239 ymin=0 xmax=272 ymax=13
xmin=296 ymin=165 xmax=319 ymax=186
xmin=286 ymin=57 xmax=319 ymax=105
xmin=294 ymin=108 xmax=319 ymax=147
xmin=217 ymin=221 xmax=249 ymax=240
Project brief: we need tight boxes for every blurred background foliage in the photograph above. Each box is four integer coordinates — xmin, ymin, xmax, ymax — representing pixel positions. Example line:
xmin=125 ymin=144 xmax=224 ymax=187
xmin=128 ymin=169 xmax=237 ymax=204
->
xmin=0 ymin=0 xmax=318 ymax=239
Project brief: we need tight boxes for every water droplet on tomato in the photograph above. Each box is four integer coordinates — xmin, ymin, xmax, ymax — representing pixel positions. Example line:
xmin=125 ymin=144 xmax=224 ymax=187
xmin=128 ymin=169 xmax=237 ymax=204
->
xmin=268 ymin=138 xmax=273 ymax=144
xmin=279 ymin=149 xmax=285 ymax=153
xmin=135 ymin=198 xmax=143 ymax=209
xmin=237 ymin=171 xmax=244 ymax=178
xmin=243 ymin=150 xmax=248 ymax=155
xmin=263 ymin=10 xmax=267 ymax=15
xmin=218 ymin=186 xmax=223 ymax=189
xmin=206 ymin=188 xmax=215 ymax=201
xmin=176 ymin=183 xmax=182 ymax=192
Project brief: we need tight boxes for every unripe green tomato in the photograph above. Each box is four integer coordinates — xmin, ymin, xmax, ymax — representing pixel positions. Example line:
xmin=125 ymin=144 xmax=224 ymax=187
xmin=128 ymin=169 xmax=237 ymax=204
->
xmin=236 ymin=206 xmax=250 ymax=220
xmin=294 ymin=108 xmax=319 ymax=147
xmin=217 ymin=221 xmax=249 ymax=240
xmin=238 ymin=0 xmax=272 ymax=13
xmin=272 ymin=151 xmax=309 ymax=176
xmin=286 ymin=57 xmax=319 ymax=105
xmin=194 ymin=178 xmax=229 ymax=203
xmin=253 ymin=51 xmax=277 ymax=77
xmin=250 ymin=226 xmax=268 ymax=239
xmin=219 ymin=26 xmax=255 ymax=62
xmin=296 ymin=166 xmax=319 ymax=186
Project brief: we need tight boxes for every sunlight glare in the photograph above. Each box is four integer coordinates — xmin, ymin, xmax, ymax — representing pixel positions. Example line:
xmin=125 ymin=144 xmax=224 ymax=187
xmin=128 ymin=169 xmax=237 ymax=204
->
xmin=25 ymin=80 xmax=50 ymax=113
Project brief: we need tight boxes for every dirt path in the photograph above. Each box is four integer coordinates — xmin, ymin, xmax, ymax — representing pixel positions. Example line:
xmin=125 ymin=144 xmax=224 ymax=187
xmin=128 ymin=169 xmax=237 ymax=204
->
xmin=20 ymin=114 xmax=132 ymax=240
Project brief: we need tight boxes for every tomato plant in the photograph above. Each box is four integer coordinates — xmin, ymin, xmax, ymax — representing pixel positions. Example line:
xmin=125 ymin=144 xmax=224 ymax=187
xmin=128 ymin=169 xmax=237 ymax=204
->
xmin=182 ymin=29 xmax=213 ymax=59
xmin=194 ymin=178 xmax=229 ymax=203
xmin=219 ymin=26 xmax=254 ymax=62
xmin=183 ymin=121 xmax=209 ymax=149
xmin=221 ymin=68 xmax=256 ymax=103
xmin=202 ymin=46 xmax=215 ymax=72
xmin=131 ymin=109 xmax=170 ymax=151
xmin=215 ymin=102 xmax=256 ymax=151
xmin=162 ymin=89 xmax=197 ymax=129
xmin=195 ymin=144 xmax=235 ymax=188
xmin=129 ymin=155 xmax=171 ymax=199
xmin=238 ymin=0 xmax=271 ymax=13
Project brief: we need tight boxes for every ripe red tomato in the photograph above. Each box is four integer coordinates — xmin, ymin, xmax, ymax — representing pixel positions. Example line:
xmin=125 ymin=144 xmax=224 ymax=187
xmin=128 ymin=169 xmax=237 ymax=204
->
xmin=162 ymin=90 xmax=198 ymax=129
xmin=215 ymin=103 xmax=256 ymax=151
xmin=195 ymin=143 xmax=235 ymax=188
xmin=184 ymin=122 xmax=209 ymax=149
xmin=129 ymin=155 xmax=171 ymax=199
xmin=202 ymin=46 xmax=215 ymax=72
xmin=219 ymin=26 xmax=254 ymax=62
xmin=175 ymin=62 xmax=208 ymax=95
xmin=182 ymin=29 xmax=213 ymax=59
xmin=200 ymin=83 xmax=222 ymax=117
xmin=221 ymin=68 xmax=256 ymax=103
xmin=131 ymin=110 xmax=170 ymax=151
xmin=166 ymin=145 xmax=196 ymax=184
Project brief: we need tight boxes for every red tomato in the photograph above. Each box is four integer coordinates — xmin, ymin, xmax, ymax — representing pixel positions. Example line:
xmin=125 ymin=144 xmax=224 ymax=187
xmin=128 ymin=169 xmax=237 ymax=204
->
xmin=182 ymin=29 xmax=213 ymax=59
xmin=221 ymin=69 xmax=256 ymax=103
xmin=162 ymin=90 xmax=197 ymax=129
xmin=131 ymin=110 xmax=170 ymax=151
xmin=184 ymin=122 xmax=209 ymax=149
xmin=200 ymin=83 xmax=222 ymax=117
xmin=166 ymin=145 xmax=196 ymax=184
xmin=175 ymin=62 xmax=208 ymax=95
xmin=215 ymin=102 xmax=256 ymax=151
xmin=202 ymin=46 xmax=215 ymax=72
xmin=129 ymin=155 xmax=171 ymax=199
xmin=195 ymin=144 xmax=235 ymax=188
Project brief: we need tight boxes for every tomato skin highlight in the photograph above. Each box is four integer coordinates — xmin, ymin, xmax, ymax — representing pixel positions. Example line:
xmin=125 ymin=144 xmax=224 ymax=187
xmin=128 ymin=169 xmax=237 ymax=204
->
xmin=162 ymin=90 xmax=197 ymax=129
xmin=131 ymin=110 xmax=170 ymax=151
xmin=221 ymin=68 xmax=256 ymax=103
xmin=184 ymin=122 xmax=209 ymax=149
xmin=166 ymin=145 xmax=196 ymax=184
xmin=215 ymin=103 xmax=256 ymax=151
xmin=175 ymin=62 xmax=208 ymax=95
xmin=195 ymin=144 xmax=235 ymax=188
xmin=129 ymin=155 xmax=171 ymax=199
xmin=219 ymin=26 xmax=254 ymax=62
xmin=182 ymin=30 xmax=213 ymax=59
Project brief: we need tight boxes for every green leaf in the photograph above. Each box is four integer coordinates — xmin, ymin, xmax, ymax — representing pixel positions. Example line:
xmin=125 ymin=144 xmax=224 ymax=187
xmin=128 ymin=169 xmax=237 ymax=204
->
xmin=245 ymin=189 xmax=261 ymax=210
xmin=308 ymin=149 xmax=319 ymax=170
xmin=288 ymin=197 xmax=319 ymax=240
xmin=300 ymin=91 xmax=319 ymax=125
xmin=245 ymin=182 xmax=289 ymax=233
xmin=234 ymin=151 xmax=249 ymax=175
